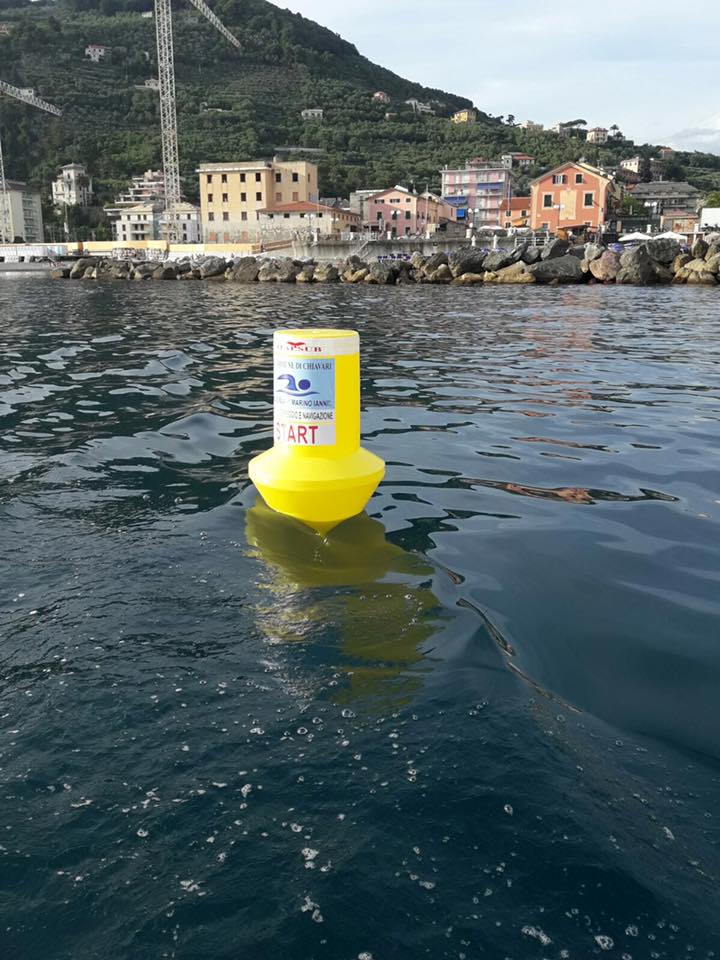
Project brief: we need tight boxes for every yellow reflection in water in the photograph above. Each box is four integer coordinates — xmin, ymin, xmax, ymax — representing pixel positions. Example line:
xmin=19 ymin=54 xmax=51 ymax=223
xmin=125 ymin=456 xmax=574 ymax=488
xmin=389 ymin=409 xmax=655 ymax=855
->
xmin=246 ymin=502 xmax=445 ymax=709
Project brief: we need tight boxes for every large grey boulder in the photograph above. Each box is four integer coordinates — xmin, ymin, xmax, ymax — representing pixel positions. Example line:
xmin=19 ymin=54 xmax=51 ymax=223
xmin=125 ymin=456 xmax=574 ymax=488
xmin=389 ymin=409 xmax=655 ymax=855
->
xmin=482 ymin=250 xmax=515 ymax=272
xmin=420 ymin=251 xmax=449 ymax=277
xmin=132 ymin=261 xmax=160 ymax=280
xmin=69 ymin=257 xmax=98 ymax=279
xmin=342 ymin=265 xmax=369 ymax=283
xmin=448 ymin=246 xmax=487 ymax=278
xmin=584 ymin=242 xmax=604 ymax=263
xmin=229 ymin=257 xmax=260 ymax=282
xmin=508 ymin=241 xmax=530 ymax=264
xmin=410 ymin=251 xmax=427 ymax=271
xmin=616 ymin=246 xmax=671 ymax=284
xmin=454 ymin=272 xmax=485 ymax=284
xmin=645 ymin=238 xmax=681 ymax=265
xmin=589 ymin=250 xmax=621 ymax=282
xmin=313 ymin=262 xmax=340 ymax=283
xmin=484 ymin=261 xmax=535 ymax=284
xmin=365 ymin=261 xmax=395 ymax=284
xmin=175 ymin=259 xmax=193 ymax=275
xmin=528 ymin=253 xmax=585 ymax=283
xmin=258 ymin=257 xmax=299 ymax=282
xmin=153 ymin=264 xmax=177 ymax=280
xmin=541 ymin=238 xmax=570 ymax=260
xmin=425 ymin=263 xmax=453 ymax=283
xmin=395 ymin=261 xmax=416 ymax=284
xmin=692 ymin=237 xmax=709 ymax=259
xmin=567 ymin=245 xmax=587 ymax=259
xmin=51 ymin=266 xmax=71 ymax=279
xmin=296 ymin=264 xmax=316 ymax=282
xmin=522 ymin=246 xmax=543 ymax=265
xmin=199 ymin=256 xmax=228 ymax=279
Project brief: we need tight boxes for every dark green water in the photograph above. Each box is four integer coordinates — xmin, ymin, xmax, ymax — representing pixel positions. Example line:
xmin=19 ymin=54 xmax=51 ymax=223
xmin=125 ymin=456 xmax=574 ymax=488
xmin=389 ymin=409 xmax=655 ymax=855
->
xmin=1 ymin=277 xmax=720 ymax=959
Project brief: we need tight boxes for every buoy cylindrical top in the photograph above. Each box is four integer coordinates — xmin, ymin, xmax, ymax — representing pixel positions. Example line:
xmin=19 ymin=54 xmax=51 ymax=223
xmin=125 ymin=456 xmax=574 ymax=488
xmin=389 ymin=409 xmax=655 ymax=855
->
xmin=273 ymin=328 xmax=359 ymax=456
xmin=248 ymin=328 xmax=385 ymax=533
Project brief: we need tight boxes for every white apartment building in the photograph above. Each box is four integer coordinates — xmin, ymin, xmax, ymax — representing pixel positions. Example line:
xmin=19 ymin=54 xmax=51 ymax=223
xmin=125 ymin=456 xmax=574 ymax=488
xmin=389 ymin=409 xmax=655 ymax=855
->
xmin=1 ymin=180 xmax=44 ymax=242
xmin=112 ymin=201 xmax=201 ymax=243
xmin=301 ymin=108 xmax=323 ymax=121
xmin=52 ymin=163 xmax=93 ymax=208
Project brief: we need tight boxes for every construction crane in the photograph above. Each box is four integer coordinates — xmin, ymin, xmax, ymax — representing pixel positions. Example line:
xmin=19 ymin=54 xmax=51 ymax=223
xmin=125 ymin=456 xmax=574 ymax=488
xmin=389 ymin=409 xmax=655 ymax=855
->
xmin=0 ymin=81 xmax=62 ymax=244
xmin=154 ymin=0 xmax=240 ymax=242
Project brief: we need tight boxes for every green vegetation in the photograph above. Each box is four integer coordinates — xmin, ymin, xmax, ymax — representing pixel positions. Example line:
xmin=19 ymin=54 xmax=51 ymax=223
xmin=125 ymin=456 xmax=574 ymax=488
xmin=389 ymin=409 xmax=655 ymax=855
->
xmin=1 ymin=0 xmax=720 ymax=211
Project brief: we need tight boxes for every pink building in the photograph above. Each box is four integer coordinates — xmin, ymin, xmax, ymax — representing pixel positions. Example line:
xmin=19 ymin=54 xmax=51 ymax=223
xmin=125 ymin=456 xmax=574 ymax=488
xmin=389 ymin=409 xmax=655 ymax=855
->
xmin=363 ymin=185 xmax=456 ymax=236
xmin=440 ymin=159 xmax=512 ymax=228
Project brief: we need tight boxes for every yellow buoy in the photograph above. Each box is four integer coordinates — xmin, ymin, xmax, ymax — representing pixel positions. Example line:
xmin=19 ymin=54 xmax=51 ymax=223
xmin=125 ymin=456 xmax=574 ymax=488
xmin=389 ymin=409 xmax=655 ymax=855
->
xmin=248 ymin=328 xmax=385 ymax=533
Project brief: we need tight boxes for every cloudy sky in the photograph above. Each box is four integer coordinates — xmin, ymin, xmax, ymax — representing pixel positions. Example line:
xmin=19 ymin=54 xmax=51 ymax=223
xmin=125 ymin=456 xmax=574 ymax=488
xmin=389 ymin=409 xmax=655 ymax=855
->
xmin=279 ymin=0 xmax=720 ymax=154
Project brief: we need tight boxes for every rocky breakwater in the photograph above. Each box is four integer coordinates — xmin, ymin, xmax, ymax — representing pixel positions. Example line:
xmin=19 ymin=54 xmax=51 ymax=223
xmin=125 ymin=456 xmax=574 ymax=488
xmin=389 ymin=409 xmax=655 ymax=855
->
xmin=53 ymin=237 xmax=720 ymax=288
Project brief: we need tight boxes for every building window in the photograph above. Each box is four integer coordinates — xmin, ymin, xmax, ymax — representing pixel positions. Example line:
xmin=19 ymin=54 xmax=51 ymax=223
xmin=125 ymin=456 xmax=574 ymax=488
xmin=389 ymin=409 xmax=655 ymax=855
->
xmin=223 ymin=212 xmax=229 ymax=221
xmin=405 ymin=211 xmax=411 ymax=219
xmin=222 ymin=193 xmax=228 ymax=203
xmin=275 ymin=172 xmax=281 ymax=183
xmin=275 ymin=192 xmax=282 ymax=202
xmin=240 ymin=173 xmax=246 ymax=182
xmin=256 ymin=192 xmax=262 ymax=201
xmin=543 ymin=194 xmax=553 ymax=208
xmin=221 ymin=174 xmax=227 ymax=184
xmin=292 ymin=192 xmax=299 ymax=202
xmin=584 ymin=192 xmax=594 ymax=207
xmin=575 ymin=173 xmax=584 ymax=184
xmin=208 ymin=193 xmax=213 ymax=203
xmin=284 ymin=213 xmax=290 ymax=219
xmin=552 ymin=174 xmax=567 ymax=184
xmin=255 ymin=172 xmax=261 ymax=182
xmin=292 ymin=172 xmax=299 ymax=182
xmin=208 ymin=212 xmax=215 ymax=221
xmin=377 ymin=212 xmax=383 ymax=221
xmin=206 ymin=174 xmax=212 ymax=184
xmin=241 ymin=212 xmax=247 ymax=221
xmin=241 ymin=192 xmax=246 ymax=202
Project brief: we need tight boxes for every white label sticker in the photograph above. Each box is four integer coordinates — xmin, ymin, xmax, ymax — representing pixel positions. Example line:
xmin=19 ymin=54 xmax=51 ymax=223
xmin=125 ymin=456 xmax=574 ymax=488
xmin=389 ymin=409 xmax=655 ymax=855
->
xmin=274 ymin=356 xmax=336 ymax=446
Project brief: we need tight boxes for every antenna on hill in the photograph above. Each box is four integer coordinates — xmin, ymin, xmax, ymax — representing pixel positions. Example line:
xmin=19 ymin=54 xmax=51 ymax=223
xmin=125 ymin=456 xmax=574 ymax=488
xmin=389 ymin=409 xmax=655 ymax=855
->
xmin=154 ymin=0 xmax=240 ymax=243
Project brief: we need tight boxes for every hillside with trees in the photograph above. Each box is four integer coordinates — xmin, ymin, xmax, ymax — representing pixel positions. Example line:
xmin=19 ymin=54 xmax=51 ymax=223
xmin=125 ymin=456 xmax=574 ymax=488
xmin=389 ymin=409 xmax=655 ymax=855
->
xmin=1 ymin=0 xmax=719 ymax=215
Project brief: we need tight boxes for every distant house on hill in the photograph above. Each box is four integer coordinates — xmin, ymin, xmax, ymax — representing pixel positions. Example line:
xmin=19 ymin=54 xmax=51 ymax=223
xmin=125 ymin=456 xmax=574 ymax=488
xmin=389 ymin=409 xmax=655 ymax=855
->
xmin=373 ymin=91 xmax=390 ymax=103
xmin=85 ymin=44 xmax=109 ymax=62
xmin=586 ymin=127 xmax=608 ymax=144
xmin=0 ymin=22 xmax=13 ymax=36
xmin=451 ymin=109 xmax=477 ymax=124
xmin=405 ymin=99 xmax=433 ymax=115
xmin=301 ymin=108 xmax=323 ymax=121
xmin=501 ymin=152 xmax=534 ymax=169
xmin=520 ymin=120 xmax=543 ymax=132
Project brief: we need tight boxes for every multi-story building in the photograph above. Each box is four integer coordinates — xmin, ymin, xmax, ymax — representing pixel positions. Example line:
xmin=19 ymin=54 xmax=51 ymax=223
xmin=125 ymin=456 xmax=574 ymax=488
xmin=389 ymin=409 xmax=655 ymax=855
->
xmin=586 ymin=127 xmax=608 ymax=144
xmin=552 ymin=121 xmax=587 ymax=138
xmin=2 ymin=180 xmax=44 ymax=242
xmin=363 ymin=185 xmax=456 ymax=237
xmin=451 ymin=109 xmax=477 ymax=124
xmin=619 ymin=156 xmax=665 ymax=179
xmin=111 ymin=201 xmax=200 ymax=244
xmin=349 ymin=188 xmax=384 ymax=223
xmin=520 ymin=120 xmax=544 ymax=132
xmin=52 ymin=163 xmax=93 ymax=208
xmin=529 ymin=161 xmax=620 ymax=232
xmin=301 ymin=108 xmax=323 ymax=121
xmin=627 ymin=181 xmax=701 ymax=216
xmin=441 ymin=159 xmax=512 ymax=228
xmin=500 ymin=197 xmax=531 ymax=229
xmin=197 ymin=158 xmax=318 ymax=243
xmin=373 ymin=91 xmax=390 ymax=104
xmin=256 ymin=201 xmax=361 ymax=238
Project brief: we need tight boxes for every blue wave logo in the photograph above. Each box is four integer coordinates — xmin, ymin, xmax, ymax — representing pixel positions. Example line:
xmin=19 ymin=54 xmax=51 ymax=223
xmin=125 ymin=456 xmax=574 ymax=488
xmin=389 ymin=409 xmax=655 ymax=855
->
xmin=275 ymin=374 xmax=318 ymax=398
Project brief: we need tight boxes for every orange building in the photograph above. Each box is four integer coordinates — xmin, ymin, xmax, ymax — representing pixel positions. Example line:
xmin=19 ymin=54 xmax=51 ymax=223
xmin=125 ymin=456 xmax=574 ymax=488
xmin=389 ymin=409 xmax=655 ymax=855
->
xmin=529 ymin=161 xmax=621 ymax=232
xmin=500 ymin=197 xmax=531 ymax=228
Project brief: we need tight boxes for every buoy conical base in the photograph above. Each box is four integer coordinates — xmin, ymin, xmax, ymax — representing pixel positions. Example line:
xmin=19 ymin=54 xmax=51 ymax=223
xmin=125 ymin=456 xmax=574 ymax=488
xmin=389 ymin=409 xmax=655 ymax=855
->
xmin=249 ymin=446 xmax=385 ymax=534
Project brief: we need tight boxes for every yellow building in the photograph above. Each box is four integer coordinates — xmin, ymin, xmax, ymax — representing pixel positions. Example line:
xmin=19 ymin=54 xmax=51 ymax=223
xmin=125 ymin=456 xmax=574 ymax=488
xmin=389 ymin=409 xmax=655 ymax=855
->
xmin=451 ymin=109 xmax=477 ymax=124
xmin=197 ymin=158 xmax=319 ymax=243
